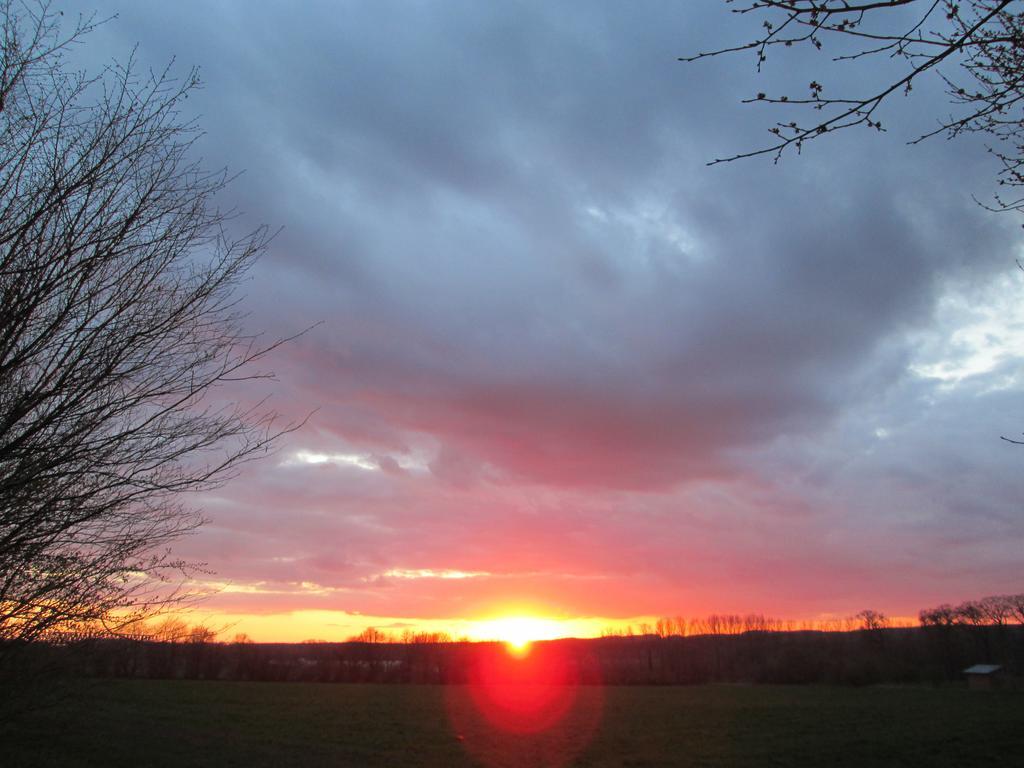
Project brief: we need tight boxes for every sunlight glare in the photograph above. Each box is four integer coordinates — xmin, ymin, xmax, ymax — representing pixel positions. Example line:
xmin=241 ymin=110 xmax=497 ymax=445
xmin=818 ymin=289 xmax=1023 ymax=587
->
xmin=473 ymin=616 xmax=566 ymax=655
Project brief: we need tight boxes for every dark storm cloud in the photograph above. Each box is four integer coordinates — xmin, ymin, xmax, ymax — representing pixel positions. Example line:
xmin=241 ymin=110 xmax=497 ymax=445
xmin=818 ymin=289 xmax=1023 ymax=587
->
xmin=78 ymin=1 xmax=1024 ymax=622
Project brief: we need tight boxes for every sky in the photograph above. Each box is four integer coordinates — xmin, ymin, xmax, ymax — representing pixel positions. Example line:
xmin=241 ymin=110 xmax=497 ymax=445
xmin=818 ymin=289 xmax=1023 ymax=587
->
xmin=77 ymin=1 xmax=1024 ymax=641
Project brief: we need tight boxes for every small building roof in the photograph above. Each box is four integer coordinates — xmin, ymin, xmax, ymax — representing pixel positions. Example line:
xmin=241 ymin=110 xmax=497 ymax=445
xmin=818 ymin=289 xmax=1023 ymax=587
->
xmin=963 ymin=664 xmax=1002 ymax=675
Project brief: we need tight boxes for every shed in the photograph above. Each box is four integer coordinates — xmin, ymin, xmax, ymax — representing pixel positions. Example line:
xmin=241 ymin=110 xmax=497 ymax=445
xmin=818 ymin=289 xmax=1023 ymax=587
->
xmin=963 ymin=664 xmax=1004 ymax=691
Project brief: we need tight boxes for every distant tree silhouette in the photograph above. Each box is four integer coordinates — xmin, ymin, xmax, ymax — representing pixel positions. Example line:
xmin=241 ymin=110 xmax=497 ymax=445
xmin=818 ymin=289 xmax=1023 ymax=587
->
xmin=8 ymin=590 xmax=1017 ymax=687
xmin=0 ymin=1 xmax=297 ymax=675
xmin=149 ymin=618 xmax=192 ymax=643
xmin=855 ymin=610 xmax=890 ymax=632
xmin=978 ymin=594 xmax=1014 ymax=624
xmin=351 ymin=627 xmax=388 ymax=643
xmin=1008 ymin=594 xmax=1024 ymax=623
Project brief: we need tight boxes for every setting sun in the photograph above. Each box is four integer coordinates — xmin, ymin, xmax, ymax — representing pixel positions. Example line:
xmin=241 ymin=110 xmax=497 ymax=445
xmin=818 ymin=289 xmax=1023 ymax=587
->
xmin=471 ymin=616 xmax=567 ymax=653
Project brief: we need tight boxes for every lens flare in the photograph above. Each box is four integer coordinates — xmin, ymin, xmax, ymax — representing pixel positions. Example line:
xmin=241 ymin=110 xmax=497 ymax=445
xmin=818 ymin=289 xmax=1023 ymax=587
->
xmin=446 ymin=638 xmax=605 ymax=768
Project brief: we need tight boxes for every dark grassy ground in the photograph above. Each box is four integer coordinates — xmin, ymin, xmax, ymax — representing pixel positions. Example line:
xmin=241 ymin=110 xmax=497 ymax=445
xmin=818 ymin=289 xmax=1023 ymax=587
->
xmin=5 ymin=680 xmax=1022 ymax=767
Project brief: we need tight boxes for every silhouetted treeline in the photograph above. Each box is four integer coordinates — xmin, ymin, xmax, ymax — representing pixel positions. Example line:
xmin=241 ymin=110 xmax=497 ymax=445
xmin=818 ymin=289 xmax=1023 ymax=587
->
xmin=9 ymin=594 xmax=1023 ymax=688
xmin=16 ymin=623 xmax=1019 ymax=688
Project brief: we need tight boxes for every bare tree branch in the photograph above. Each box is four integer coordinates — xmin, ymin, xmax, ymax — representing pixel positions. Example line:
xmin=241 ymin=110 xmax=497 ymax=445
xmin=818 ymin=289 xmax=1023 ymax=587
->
xmin=0 ymin=1 xmax=301 ymax=671
xmin=683 ymin=0 xmax=1024 ymax=210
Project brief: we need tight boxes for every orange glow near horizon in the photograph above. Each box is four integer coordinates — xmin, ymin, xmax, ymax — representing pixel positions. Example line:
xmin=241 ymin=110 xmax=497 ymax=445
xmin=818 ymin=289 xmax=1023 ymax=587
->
xmin=470 ymin=615 xmax=568 ymax=654
xmin=157 ymin=608 xmax=922 ymax=644
xmin=149 ymin=609 xmax=626 ymax=643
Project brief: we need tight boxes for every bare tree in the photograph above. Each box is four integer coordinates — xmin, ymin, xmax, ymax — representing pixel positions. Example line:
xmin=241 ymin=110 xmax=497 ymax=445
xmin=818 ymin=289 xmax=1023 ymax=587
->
xmin=148 ymin=617 xmax=193 ymax=643
xmin=186 ymin=625 xmax=218 ymax=644
xmin=977 ymin=594 xmax=1014 ymax=624
xmin=919 ymin=603 xmax=959 ymax=626
xmin=684 ymin=1 xmax=1024 ymax=209
xmin=854 ymin=609 xmax=890 ymax=631
xmin=954 ymin=599 xmax=987 ymax=625
xmin=0 ymin=2 xmax=296 ymax=667
xmin=1006 ymin=593 xmax=1024 ymax=623
xmin=350 ymin=627 xmax=388 ymax=643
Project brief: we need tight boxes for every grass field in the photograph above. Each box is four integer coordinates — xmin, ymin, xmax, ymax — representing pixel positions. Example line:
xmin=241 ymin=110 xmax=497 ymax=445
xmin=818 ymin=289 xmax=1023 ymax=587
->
xmin=6 ymin=680 xmax=1023 ymax=767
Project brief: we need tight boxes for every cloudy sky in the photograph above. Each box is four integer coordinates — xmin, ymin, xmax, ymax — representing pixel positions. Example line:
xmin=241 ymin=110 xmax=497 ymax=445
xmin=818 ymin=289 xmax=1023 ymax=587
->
xmin=81 ymin=1 xmax=1024 ymax=640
